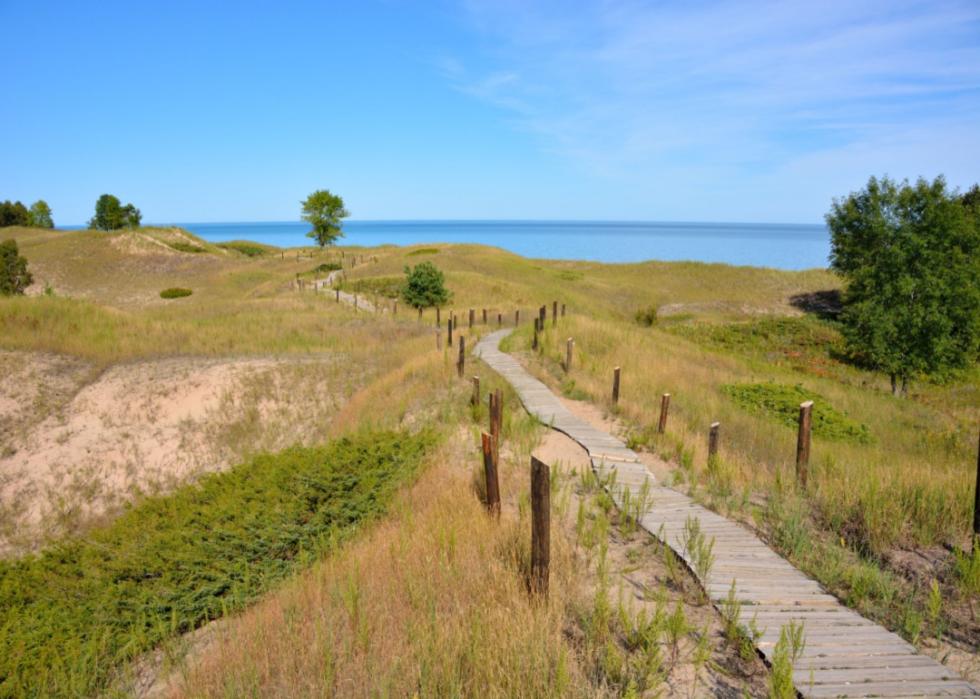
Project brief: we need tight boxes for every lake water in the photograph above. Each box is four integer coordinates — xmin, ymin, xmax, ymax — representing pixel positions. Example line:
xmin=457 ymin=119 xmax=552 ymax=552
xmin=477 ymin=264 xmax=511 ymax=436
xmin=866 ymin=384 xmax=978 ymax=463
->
xmin=176 ymin=220 xmax=829 ymax=270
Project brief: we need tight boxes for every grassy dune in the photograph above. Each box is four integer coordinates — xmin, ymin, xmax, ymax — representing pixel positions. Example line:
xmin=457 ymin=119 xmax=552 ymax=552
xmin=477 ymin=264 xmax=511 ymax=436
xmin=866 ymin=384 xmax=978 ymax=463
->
xmin=0 ymin=225 xmax=976 ymax=694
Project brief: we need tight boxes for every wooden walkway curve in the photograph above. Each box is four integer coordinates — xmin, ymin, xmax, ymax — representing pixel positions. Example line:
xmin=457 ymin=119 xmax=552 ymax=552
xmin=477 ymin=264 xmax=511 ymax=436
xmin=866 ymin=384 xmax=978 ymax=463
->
xmin=475 ymin=328 xmax=978 ymax=698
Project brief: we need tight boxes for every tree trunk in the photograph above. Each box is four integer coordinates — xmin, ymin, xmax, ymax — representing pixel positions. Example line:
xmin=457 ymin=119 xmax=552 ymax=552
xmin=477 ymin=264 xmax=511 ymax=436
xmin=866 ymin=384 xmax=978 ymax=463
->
xmin=890 ymin=374 xmax=899 ymax=396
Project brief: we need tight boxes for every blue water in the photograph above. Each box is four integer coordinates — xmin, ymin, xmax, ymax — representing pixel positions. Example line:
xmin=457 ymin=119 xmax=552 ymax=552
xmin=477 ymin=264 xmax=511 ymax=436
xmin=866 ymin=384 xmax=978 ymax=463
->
xmin=177 ymin=220 xmax=829 ymax=270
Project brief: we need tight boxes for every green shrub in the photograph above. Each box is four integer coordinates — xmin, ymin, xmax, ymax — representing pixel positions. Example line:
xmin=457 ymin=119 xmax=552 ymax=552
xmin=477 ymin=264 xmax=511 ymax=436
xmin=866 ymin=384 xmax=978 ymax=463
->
xmin=160 ymin=287 xmax=193 ymax=299
xmin=0 ymin=430 xmax=434 ymax=697
xmin=0 ymin=239 xmax=32 ymax=296
xmin=217 ymin=241 xmax=268 ymax=257
xmin=407 ymin=247 xmax=439 ymax=256
xmin=167 ymin=241 xmax=207 ymax=253
xmin=313 ymin=261 xmax=343 ymax=273
xmin=722 ymin=382 xmax=871 ymax=443
xmin=634 ymin=306 xmax=658 ymax=327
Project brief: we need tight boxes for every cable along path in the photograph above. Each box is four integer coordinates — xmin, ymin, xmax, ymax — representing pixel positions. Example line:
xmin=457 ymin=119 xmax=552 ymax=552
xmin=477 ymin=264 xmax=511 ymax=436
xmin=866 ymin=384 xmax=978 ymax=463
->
xmin=475 ymin=328 xmax=978 ymax=699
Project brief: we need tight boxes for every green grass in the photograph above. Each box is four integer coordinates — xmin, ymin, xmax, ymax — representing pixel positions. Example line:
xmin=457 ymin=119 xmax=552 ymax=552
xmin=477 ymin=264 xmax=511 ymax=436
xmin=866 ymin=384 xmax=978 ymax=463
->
xmin=166 ymin=241 xmax=207 ymax=254
xmin=406 ymin=247 xmax=439 ymax=256
xmin=0 ymin=429 xmax=434 ymax=698
xmin=341 ymin=275 xmax=404 ymax=299
xmin=722 ymin=382 xmax=872 ymax=443
xmin=311 ymin=261 xmax=342 ymax=274
xmin=159 ymin=287 xmax=193 ymax=299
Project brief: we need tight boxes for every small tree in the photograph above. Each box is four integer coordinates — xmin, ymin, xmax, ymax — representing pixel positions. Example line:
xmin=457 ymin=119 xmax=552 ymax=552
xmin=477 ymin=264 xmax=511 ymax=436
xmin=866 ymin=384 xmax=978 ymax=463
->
xmin=0 ymin=239 xmax=33 ymax=295
xmin=89 ymin=194 xmax=141 ymax=231
xmin=28 ymin=200 xmax=54 ymax=228
xmin=827 ymin=175 xmax=980 ymax=395
xmin=0 ymin=201 xmax=31 ymax=227
xmin=301 ymin=189 xmax=349 ymax=247
xmin=402 ymin=261 xmax=450 ymax=314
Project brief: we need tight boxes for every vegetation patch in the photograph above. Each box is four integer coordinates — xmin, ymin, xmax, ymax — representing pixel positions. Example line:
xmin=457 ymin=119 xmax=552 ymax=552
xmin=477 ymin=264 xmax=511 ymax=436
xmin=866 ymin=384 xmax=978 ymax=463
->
xmin=0 ymin=430 xmax=434 ymax=697
xmin=217 ymin=241 xmax=268 ymax=257
xmin=167 ymin=241 xmax=207 ymax=254
xmin=160 ymin=287 xmax=193 ymax=299
xmin=312 ymin=261 xmax=342 ymax=274
xmin=555 ymin=269 xmax=583 ymax=282
xmin=634 ymin=306 xmax=658 ymax=327
xmin=722 ymin=382 xmax=871 ymax=443
xmin=407 ymin=247 xmax=439 ymax=256
xmin=344 ymin=275 xmax=405 ymax=299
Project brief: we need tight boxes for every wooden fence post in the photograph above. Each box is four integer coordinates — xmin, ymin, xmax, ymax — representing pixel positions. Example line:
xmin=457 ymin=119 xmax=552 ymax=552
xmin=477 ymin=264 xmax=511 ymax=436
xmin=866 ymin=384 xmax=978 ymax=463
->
xmin=657 ymin=393 xmax=670 ymax=434
xmin=489 ymin=389 xmax=503 ymax=466
xmin=974 ymin=426 xmax=980 ymax=545
xmin=471 ymin=376 xmax=480 ymax=406
xmin=498 ymin=312 xmax=502 ymax=327
xmin=708 ymin=422 xmax=720 ymax=462
xmin=457 ymin=336 xmax=465 ymax=378
xmin=564 ymin=337 xmax=574 ymax=373
xmin=561 ymin=303 xmax=566 ymax=317
xmin=539 ymin=305 xmax=546 ymax=327
xmin=530 ymin=456 xmax=551 ymax=596
xmin=515 ymin=309 xmax=520 ymax=326
xmin=482 ymin=308 xmax=487 ymax=324
xmin=437 ymin=307 xmax=441 ymax=327
xmin=532 ymin=319 xmax=539 ymax=350
xmin=552 ymin=301 xmax=558 ymax=326
xmin=482 ymin=433 xmax=501 ymax=517
xmin=796 ymin=401 xmax=813 ymax=488
xmin=448 ymin=317 xmax=454 ymax=348
xmin=469 ymin=308 xmax=474 ymax=329
xmin=612 ymin=367 xmax=621 ymax=405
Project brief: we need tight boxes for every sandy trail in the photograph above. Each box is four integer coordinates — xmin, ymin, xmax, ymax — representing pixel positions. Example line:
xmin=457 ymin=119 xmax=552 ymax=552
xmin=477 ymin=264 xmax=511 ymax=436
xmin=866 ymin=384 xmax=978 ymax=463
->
xmin=0 ymin=352 xmax=345 ymax=554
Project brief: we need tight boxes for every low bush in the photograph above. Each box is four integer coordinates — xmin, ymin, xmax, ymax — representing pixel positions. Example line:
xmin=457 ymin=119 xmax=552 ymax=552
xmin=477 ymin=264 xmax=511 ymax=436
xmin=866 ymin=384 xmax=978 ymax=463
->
xmin=634 ymin=306 xmax=658 ymax=327
xmin=0 ymin=430 xmax=434 ymax=697
xmin=217 ymin=241 xmax=268 ymax=257
xmin=160 ymin=287 xmax=193 ymax=299
xmin=407 ymin=247 xmax=439 ymax=256
xmin=722 ymin=382 xmax=871 ymax=443
xmin=167 ymin=241 xmax=207 ymax=253
xmin=344 ymin=275 xmax=404 ymax=299
xmin=313 ymin=261 xmax=342 ymax=273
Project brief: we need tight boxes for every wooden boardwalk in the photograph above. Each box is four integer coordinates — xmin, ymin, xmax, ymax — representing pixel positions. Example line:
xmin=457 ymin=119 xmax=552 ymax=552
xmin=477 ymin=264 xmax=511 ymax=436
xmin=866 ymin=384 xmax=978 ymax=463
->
xmin=475 ymin=329 xmax=978 ymax=698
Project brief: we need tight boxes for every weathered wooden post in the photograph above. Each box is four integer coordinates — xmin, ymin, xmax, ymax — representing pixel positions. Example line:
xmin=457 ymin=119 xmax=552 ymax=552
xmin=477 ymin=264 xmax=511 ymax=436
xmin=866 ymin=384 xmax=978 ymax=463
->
xmin=497 ymin=312 xmax=502 ymax=327
xmin=469 ymin=308 xmax=474 ymax=329
xmin=973 ymin=426 xmax=980 ymax=546
xmin=530 ymin=456 xmax=551 ymax=596
xmin=796 ymin=401 xmax=813 ymax=488
xmin=564 ymin=337 xmax=574 ymax=373
xmin=515 ymin=309 xmax=520 ymax=326
xmin=539 ymin=305 xmax=546 ymax=327
xmin=657 ymin=393 xmax=670 ymax=434
xmin=448 ymin=316 xmax=454 ymax=347
xmin=281 ymin=251 xmax=284 ymax=260
xmin=457 ymin=336 xmax=465 ymax=378
xmin=437 ymin=307 xmax=441 ymax=327
xmin=612 ymin=367 xmax=621 ymax=405
xmin=471 ymin=376 xmax=480 ymax=406
xmin=561 ymin=303 xmax=566 ymax=317
xmin=417 ymin=306 xmax=423 ymax=320
xmin=482 ymin=308 xmax=487 ymax=324
xmin=708 ymin=422 xmax=720 ymax=462
xmin=552 ymin=301 xmax=558 ymax=326
xmin=532 ymin=318 xmax=539 ymax=350
xmin=482 ymin=433 xmax=501 ymax=517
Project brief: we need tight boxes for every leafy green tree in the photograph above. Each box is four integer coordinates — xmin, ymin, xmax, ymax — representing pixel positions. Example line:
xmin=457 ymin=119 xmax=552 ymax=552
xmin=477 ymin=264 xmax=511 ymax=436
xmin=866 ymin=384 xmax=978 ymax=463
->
xmin=28 ymin=200 xmax=54 ymax=228
xmin=89 ymin=194 xmax=141 ymax=230
xmin=0 ymin=239 xmax=33 ymax=295
xmin=827 ymin=175 xmax=980 ymax=395
xmin=301 ymin=189 xmax=349 ymax=247
xmin=0 ymin=200 xmax=31 ymax=227
xmin=402 ymin=261 xmax=451 ymax=314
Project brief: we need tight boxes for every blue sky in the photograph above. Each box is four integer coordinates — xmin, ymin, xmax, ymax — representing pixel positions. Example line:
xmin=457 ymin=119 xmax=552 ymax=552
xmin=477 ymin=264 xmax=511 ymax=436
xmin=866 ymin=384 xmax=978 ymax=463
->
xmin=1 ymin=0 xmax=978 ymax=224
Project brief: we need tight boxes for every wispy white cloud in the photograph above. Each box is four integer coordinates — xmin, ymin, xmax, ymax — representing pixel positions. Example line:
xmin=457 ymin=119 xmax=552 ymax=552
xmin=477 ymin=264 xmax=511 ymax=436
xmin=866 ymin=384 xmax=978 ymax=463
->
xmin=444 ymin=0 xmax=980 ymax=219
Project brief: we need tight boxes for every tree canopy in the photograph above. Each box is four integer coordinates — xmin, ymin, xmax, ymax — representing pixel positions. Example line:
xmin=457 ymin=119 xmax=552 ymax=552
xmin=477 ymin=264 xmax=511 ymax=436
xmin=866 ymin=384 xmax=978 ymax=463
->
xmin=28 ymin=200 xmax=54 ymax=228
xmin=826 ymin=175 xmax=980 ymax=394
xmin=89 ymin=194 xmax=141 ymax=231
xmin=0 ymin=201 xmax=31 ymax=227
xmin=0 ymin=239 xmax=33 ymax=295
xmin=301 ymin=190 xmax=349 ymax=247
xmin=401 ymin=261 xmax=451 ymax=310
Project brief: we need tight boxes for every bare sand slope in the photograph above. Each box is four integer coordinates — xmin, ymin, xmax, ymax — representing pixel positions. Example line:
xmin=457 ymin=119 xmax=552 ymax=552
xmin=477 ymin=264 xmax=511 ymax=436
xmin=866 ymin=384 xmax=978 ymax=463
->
xmin=0 ymin=351 xmax=346 ymax=554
